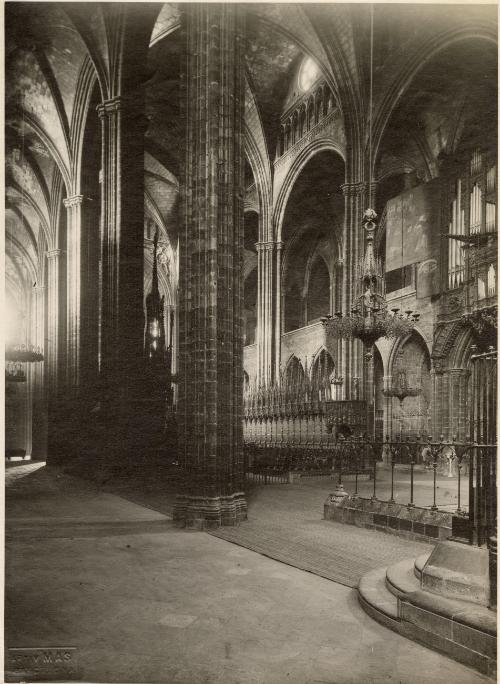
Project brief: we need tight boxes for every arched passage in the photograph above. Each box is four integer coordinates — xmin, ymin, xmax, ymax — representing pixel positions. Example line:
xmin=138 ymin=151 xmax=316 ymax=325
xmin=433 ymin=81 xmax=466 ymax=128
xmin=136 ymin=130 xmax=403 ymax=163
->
xmin=281 ymin=150 xmax=344 ymax=333
xmin=311 ymin=348 xmax=334 ymax=399
xmin=284 ymin=355 xmax=305 ymax=389
xmin=306 ymin=256 xmax=330 ymax=325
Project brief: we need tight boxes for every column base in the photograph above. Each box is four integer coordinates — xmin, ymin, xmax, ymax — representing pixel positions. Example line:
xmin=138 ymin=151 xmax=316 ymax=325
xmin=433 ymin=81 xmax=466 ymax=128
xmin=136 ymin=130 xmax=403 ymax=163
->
xmin=173 ymin=492 xmax=247 ymax=529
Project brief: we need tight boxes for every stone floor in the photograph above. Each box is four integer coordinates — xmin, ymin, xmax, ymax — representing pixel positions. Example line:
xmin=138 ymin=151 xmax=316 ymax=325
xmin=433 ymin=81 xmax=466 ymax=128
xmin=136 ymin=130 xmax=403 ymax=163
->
xmin=5 ymin=463 xmax=490 ymax=684
xmin=209 ymin=480 xmax=433 ymax=587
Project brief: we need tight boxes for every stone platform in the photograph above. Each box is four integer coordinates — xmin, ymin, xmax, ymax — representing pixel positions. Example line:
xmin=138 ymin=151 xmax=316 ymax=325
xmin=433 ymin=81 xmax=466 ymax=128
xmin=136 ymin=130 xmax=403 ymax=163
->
xmin=358 ymin=550 xmax=497 ymax=678
xmin=325 ymin=495 xmax=453 ymax=543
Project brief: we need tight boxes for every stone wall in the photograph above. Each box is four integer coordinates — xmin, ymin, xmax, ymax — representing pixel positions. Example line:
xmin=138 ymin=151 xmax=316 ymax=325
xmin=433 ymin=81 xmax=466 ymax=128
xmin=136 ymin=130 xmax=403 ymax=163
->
xmin=325 ymin=496 xmax=453 ymax=543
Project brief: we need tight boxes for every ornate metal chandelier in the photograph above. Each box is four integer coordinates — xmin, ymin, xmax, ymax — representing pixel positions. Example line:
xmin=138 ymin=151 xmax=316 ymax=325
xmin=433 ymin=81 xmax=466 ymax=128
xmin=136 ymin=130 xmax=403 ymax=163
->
xmin=323 ymin=8 xmax=417 ymax=353
xmin=5 ymin=361 xmax=27 ymax=382
xmin=5 ymin=344 xmax=44 ymax=363
xmin=322 ymin=209 xmax=418 ymax=350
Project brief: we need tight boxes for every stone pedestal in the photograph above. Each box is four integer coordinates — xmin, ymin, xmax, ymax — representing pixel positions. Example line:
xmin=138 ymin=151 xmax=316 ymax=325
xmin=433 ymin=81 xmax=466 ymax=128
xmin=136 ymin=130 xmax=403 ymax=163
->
xmin=174 ymin=5 xmax=247 ymax=527
xmin=174 ymin=493 xmax=247 ymax=530
xmin=422 ymin=540 xmax=490 ymax=606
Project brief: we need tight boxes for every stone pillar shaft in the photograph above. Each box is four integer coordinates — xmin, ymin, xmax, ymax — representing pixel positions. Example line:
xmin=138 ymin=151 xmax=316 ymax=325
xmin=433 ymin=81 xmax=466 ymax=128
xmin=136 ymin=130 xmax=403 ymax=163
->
xmin=256 ymin=240 xmax=274 ymax=385
xmin=97 ymin=95 xmax=146 ymax=400
xmin=274 ymin=241 xmax=283 ymax=383
xmin=31 ymin=285 xmax=47 ymax=459
xmin=46 ymin=249 xmax=61 ymax=393
xmin=63 ymin=194 xmax=84 ymax=393
xmin=341 ymin=182 xmax=366 ymax=399
xmin=175 ymin=4 xmax=247 ymax=527
xmin=431 ymin=359 xmax=448 ymax=437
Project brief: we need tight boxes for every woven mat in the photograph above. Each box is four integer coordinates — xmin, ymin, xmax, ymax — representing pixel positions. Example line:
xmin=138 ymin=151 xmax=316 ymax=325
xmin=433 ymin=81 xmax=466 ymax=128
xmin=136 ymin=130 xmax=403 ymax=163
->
xmin=209 ymin=484 xmax=432 ymax=588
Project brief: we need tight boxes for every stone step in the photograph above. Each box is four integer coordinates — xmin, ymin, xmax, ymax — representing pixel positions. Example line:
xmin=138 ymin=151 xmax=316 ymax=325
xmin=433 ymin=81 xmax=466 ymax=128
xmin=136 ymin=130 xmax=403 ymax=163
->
xmin=358 ymin=566 xmax=400 ymax=632
xmin=358 ymin=552 xmax=497 ymax=679
xmin=385 ymin=558 xmax=421 ymax=600
xmin=400 ymin=590 xmax=497 ymax=677
xmin=414 ymin=552 xmax=430 ymax=580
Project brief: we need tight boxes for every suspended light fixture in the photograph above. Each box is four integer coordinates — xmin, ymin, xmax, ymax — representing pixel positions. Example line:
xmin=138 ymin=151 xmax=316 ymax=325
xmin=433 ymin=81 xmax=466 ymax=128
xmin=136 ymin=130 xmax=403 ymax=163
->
xmin=322 ymin=204 xmax=418 ymax=350
xmin=5 ymin=361 xmax=27 ymax=382
xmin=322 ymin=5 xmax=417 ymax=351
xmin=5 ymin=344 xmax=43 ymax=363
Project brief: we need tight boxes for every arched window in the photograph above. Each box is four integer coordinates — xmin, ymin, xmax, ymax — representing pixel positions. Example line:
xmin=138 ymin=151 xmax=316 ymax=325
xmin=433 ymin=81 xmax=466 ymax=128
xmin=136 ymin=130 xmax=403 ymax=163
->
xmin=299 ymin=106 xmax=307 ymax=138
xmin=285 ymin=121 xmax=291 ymax=150
xmin=292 ymin=111 xmax=299 ymax=145
xmin=299 ymin=57 xmax=320 ymax=92
xmin=284 ymin=356 xmax=305 ymax=389
xmin=316 ymin=87 xmax=324 ymax=122
xmin=306 ymin=257 xmax=330 ymax=324
xmin=279 ymin=126 xmax=285 ymax=157
xmin=307 ymin=97 xmax=314 ymax=130
xmin=311 ymin=349 xmax=334 ymax=399
xmin=284 ymin=280 xmax=303 ymax=332
xmin=323 ymin=86 xmax=330 ymax=117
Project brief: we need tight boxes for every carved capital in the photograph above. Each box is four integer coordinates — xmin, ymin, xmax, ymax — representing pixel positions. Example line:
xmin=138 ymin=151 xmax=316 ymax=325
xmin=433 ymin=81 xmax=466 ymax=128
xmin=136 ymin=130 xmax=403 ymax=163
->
xmin=63 ymin=194 xmax=84 ymax=209
xmin=46 ymin=249 xmax=61 ymax=260
xmin=341 ymin=182 xmax=366 ymax=197
xmin=255 ymin=241 xmax=274 ymax=252
xmin=97 ymin=96 xmax=122 ymax=118
xmin=447 ymin=367 xmax=470 ymax=377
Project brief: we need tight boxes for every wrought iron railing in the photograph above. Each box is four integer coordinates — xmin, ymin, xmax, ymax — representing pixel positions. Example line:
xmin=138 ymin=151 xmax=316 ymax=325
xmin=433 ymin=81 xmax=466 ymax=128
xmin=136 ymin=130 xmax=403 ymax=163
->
xmin=243 ymin=436 xmax=497 ymax=547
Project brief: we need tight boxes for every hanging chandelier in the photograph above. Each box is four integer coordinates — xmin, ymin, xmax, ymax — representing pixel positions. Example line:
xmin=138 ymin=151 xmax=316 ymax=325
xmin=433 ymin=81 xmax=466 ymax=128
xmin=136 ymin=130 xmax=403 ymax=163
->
xmin=322 ymin=209 xmax=418 ymax=349
xmin=5 ymin=344 xmax=44 ymax=363
xmin=321 ymin=7 xmax=417 ymax=351
xmin=5 ymin=361 xmax=27 ymax=382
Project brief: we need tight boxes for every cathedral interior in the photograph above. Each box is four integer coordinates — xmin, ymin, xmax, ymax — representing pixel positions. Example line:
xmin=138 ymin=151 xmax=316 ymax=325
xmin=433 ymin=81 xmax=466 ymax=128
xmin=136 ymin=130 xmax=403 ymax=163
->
xmin=4 ymin=3 xmax=498 ymax=683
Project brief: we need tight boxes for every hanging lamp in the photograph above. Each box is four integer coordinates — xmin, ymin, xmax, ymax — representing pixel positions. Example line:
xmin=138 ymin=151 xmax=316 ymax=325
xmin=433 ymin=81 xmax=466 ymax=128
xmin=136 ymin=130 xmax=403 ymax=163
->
xmin=322 ymin=5 xmax=417 ymax=350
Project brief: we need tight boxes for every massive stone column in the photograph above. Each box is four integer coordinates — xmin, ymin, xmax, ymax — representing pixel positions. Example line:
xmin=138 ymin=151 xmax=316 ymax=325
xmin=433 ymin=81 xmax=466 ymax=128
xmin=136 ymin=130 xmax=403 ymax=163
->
xmin=174 ymin=3 xmax=247 ymax=528
xmin=63 ymin=194 xmax=84 ymax=394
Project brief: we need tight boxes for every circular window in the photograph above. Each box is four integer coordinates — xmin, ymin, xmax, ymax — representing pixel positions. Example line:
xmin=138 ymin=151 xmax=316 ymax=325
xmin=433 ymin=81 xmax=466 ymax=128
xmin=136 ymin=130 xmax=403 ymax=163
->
xmin=299 ymin=57 xmax=320 ymax=92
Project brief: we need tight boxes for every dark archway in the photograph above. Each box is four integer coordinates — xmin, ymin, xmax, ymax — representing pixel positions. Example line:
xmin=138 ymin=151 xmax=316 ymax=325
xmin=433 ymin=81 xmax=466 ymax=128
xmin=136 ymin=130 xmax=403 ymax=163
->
xmin=282 ymin=150 xmax=344 ymax=333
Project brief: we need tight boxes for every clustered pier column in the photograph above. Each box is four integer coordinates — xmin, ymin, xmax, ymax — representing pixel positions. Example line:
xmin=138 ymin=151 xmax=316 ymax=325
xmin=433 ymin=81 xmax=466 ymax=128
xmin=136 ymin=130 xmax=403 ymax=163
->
xmin=174 ymin=3 xmax=247 ymax=528
xmin=96 ymin=92 xmax=147 ymax=467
